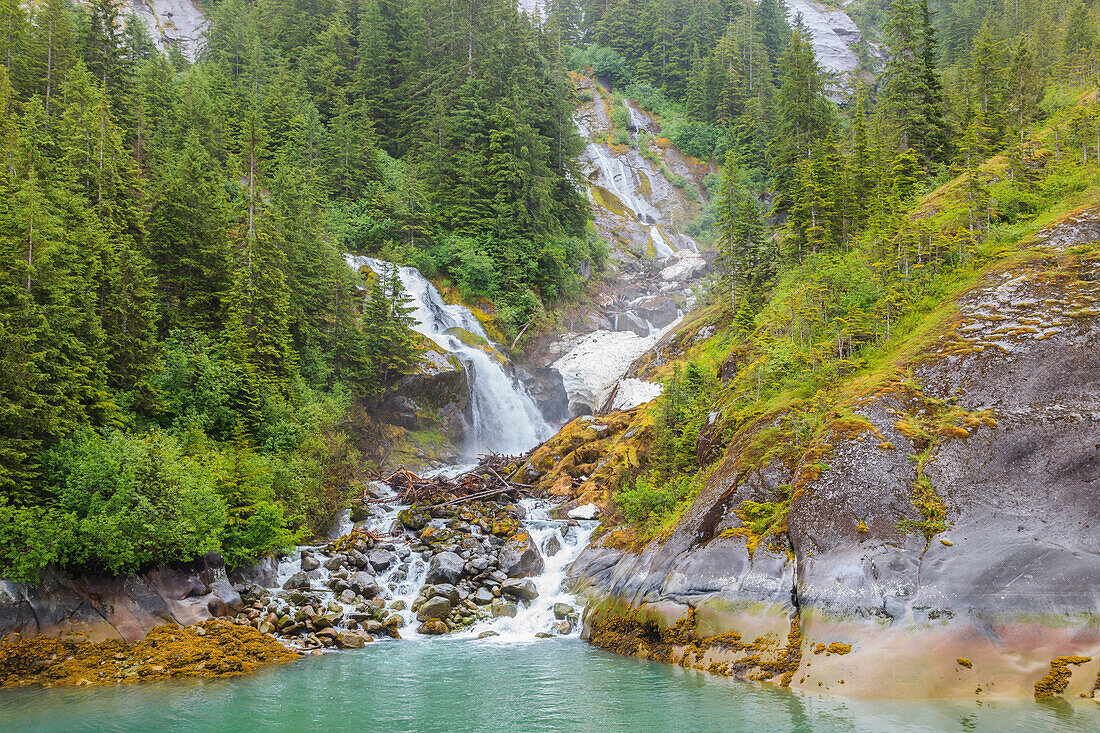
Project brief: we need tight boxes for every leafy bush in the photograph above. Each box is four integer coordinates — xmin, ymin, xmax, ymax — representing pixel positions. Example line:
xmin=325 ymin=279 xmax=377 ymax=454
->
xmin=44 ymin=429 xmax=228 ymax=576
xmin=666 ymin=120 xmax=722 ymax=160
xmin=615 ymin=475 xmax=691 ymax=524
xmin=570 ymin=45 xmax=632 ymax=86
xmin=623 ymin=82 xmax=678 ymax=117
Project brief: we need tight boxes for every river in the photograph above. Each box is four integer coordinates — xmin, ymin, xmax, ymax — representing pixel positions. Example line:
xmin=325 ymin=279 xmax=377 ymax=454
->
xmin=3 ymin=637 xmax=1097 ymax=732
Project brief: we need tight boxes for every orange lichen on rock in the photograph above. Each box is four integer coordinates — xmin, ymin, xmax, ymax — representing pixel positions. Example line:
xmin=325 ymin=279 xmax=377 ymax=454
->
xmin=956 ymin=657 xmax=973 ymax=669
xmin=0 ymin=620 xmax=298 ymax=689
xmin=1034 ymin=655 xmax=1092 ymax=698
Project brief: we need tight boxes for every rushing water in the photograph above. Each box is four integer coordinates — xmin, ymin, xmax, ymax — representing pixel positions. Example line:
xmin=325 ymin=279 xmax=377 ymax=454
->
xmin=345 ymin=255 xmax=553 ymax=456
xmin=4 ymin=638 xmax=1098 ymax=732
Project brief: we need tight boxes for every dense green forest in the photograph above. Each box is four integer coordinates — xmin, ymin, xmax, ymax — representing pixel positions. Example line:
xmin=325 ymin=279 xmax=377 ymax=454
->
xmin=3 ymin=0 xmax=1100 ymax=580
xmin=0 ymin=0 xmax=598 ymax=580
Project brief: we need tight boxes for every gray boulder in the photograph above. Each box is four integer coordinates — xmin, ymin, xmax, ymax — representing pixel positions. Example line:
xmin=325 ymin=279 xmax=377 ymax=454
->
xmin=501 ymin=578 xmax=539 ymax=601
xmin=347 ymin=572 xmax=380 ymax=599
xmin=498 ymin=534 xmax=544 ymax=578
xmin=416 ymin=596 xmax=452 ymax=622
xmin=429 ymin=583 xmax=460 ymax=604
xmin=282 ymin=572 xmax=310 ymax=590
xmin=368 ymin=549 xmax=395 ymax=572
xmin=425 ymin=551 xmax=465 ymax=585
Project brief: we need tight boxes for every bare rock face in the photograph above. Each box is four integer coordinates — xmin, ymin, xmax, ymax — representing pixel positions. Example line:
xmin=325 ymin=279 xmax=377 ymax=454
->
xmin=120 ymin=0 xmax=209 ymax=60
xmin=572 ymin=230 xmax=1100 ymax=698
xmin=0 ymin=554 xmax=246 ymax=643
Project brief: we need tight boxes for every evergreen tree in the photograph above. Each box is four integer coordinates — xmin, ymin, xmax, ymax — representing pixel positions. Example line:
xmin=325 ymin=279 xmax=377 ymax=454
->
xmin=882 ymin=0 xmax=949 ymax=165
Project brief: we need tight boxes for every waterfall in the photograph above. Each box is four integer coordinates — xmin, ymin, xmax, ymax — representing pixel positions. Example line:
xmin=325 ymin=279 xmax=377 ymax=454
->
xmin=591 ymin=146 xmax=663 ymax=228
xmin=345 ymin=255 xmax=552 ymax=457
xmin=623 ymin=99 xmax=650 ymax=135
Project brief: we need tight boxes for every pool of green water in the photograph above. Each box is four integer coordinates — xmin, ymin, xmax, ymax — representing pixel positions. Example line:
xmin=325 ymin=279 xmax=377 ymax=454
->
xmin=2 ymin=637 xmax=1097 ymax=732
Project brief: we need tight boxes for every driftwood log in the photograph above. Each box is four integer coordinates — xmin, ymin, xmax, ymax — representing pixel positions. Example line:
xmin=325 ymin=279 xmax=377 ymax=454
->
xmin=366 ymin=452 xmax=532 ymax=506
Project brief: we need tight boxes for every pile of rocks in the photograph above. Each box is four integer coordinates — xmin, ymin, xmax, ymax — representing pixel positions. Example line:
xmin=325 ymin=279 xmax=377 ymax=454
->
xmin=231 ymin=532 xmax=406 ymax=653
xmin=231 ymin=496 xmax=583 ymax=649
xmin=398 ymin=500 xmax=566 ymax=635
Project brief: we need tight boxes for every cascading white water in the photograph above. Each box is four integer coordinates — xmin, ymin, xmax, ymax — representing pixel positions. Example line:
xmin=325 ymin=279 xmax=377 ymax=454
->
xmin=345 ymin=255 xmax=552 ymax=457
xmin=623 ymin=99 xmax=650 ymax=135
xmin=591 ymin=147 xmax=662 ymax=227
xmin=648 ymin=225 xmax=675 ymax=259
xmin=458 ymin=498 xmax=597 ymax=642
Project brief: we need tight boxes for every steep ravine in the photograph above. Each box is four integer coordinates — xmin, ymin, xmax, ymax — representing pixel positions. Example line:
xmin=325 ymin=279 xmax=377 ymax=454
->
xmin=530 ymin=74 xmax=713 ymax=418
xmin=562 ymin=210 xmax=1100 ymax=700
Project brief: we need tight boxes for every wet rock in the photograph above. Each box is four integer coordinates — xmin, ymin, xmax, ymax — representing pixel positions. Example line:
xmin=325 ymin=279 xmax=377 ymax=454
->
xmin=612 ymin=311 xmax=651 ymax=337
xmin=346 ymin=550 xmax=370 ymax=569
xmin=535 ymin=632 xmax=554 ymax=639
xmin=498 ymin=534 xmax=544 ymax=578
xmin=429 ymin=583 xmax=460 ymax=604
xmin=339 ymin=589 xmax=357 ymax=605
xmin=425 ymin=551 xmax=465 ymax=585
xmin=552 ymin=620 xmax=572 ymax=635
xmin=416 ymin=596 xmax=452 ymax=621
xmin=542 ymin=535 xmax=562 ymax=557
xmin=349 ymin=501 xmax=372 ymax=523
xmin=501 ymin=578 xmax=539 ymax=601
xmin=398 ymin=508 xmax=430 ymax=531
xmin=477 ymin=630 xmax=499 ymax=639
xmin=323 ymin=556 xmax=344 ymax=571
xmin=473 ymin=588 xmax=494 ymax=605
xmin=367 ymin=549 xmax=395 ymax=571
xmin=490 ymin=599 xmax=517 ymax=618
xmin=417 ymin=619 xmax=449 ymax=635
xmin=553 ymin=603 xmax=574 ymax=620
xmin=300 ymin=554 xmax=320 ymax=572
xmin=282 ymin=572 xmax=310 ymax=590
xmin=347 ymin=572 xmax=380 ymax=599
xmin=632 ymin=295 xmax=679 ymax=329
xmin=335 ymin=630 xmax=371 ymax=649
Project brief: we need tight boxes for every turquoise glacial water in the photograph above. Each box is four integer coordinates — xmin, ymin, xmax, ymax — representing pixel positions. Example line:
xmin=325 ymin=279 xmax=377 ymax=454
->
xmin=1 ymin=637 xmax=1097 ymax=732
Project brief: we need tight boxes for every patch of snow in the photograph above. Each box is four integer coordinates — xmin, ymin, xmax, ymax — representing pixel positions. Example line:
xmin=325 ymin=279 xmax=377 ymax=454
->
xmin=567 ymin=503 xmax=600 ymax=520
xmin=612 ymin=378 xmax=664 ymax=410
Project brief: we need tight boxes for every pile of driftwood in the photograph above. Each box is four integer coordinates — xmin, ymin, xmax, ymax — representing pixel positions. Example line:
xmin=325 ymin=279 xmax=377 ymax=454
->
xmin=367 ymin=453 xmax=533 ymax=506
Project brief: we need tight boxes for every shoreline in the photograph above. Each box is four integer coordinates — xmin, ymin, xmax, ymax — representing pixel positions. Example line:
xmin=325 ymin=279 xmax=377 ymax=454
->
xmin=578 ymin=587 xmax=1100 ymax=701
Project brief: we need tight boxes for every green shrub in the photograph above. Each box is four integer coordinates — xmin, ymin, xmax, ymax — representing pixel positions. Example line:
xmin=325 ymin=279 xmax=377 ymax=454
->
xmin=615 ymin=475 xmax=691 ymax=524
xmin=44 ymin=429 xmax=228 ymax=576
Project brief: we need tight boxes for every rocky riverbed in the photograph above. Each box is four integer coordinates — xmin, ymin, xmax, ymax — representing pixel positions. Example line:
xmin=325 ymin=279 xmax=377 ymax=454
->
xmin=222 ymin=475 xmax=592 ymax=655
